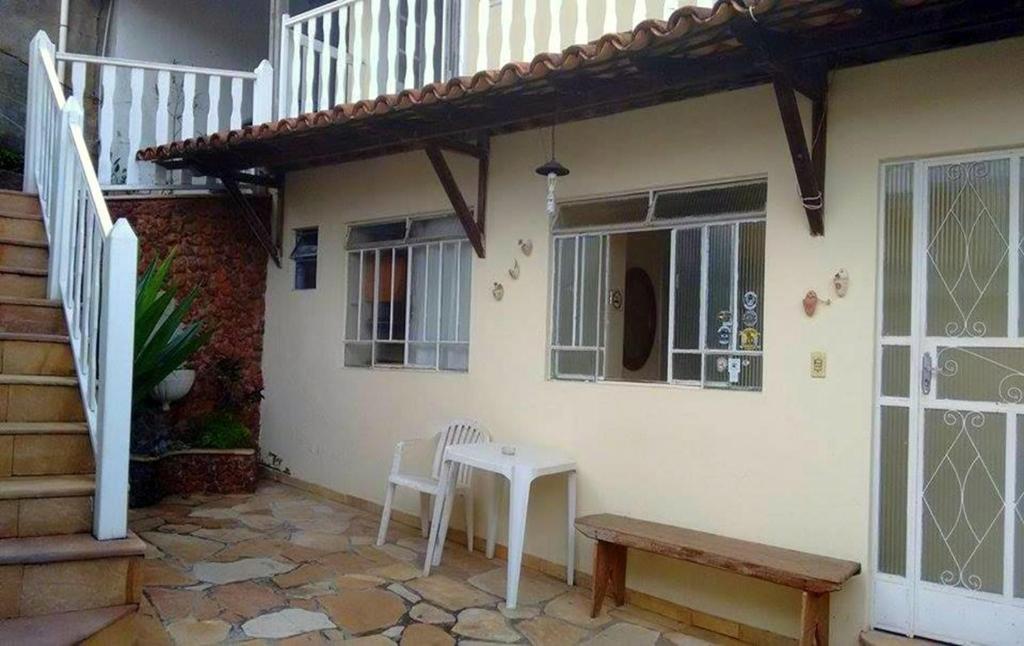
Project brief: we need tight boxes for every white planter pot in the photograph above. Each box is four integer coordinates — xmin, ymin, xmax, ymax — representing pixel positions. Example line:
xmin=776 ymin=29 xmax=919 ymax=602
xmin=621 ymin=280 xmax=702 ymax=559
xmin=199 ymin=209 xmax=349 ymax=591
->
xmin=152 ymin=369 xmax=196 ymax=411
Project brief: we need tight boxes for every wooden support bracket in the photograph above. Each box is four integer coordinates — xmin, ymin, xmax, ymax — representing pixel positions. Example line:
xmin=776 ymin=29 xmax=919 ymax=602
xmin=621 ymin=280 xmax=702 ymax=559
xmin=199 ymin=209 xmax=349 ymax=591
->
xmin=424 ymin=135 xmax=489 ymax=258
xmin=731 ymin=19 xmax=828 ymax=235
xmin=773 ymin=73 xmax=827 ymax=236
xmin=220 ymin=175 xmax=282 ymax=267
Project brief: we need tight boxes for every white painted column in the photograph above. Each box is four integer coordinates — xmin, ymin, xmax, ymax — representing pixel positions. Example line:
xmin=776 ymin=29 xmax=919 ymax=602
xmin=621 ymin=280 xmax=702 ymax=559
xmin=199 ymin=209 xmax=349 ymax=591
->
xmin=93 ymin=219 xmax=137 ymax=541
xmin=253 ymin=60 xmax=274 ymax=124
xmin=320 ymin=11 xmax=334 ymax=109
xmin=276 ymin=14 xmax=291 ymax=119
xmin=386 ymin=0 xmax=400 ymax=93
xmin=369 ymin=0 xmax=382 ymax=97
xmin=97 ymin=65 xmax=116 ymax=185
xmin=125 ymin=68 xmax=143 ymax=185
xmin=499 ymin=0 xmax=512 ymax=63
xmin=335 ymin=8 xmax=349 ymax=104
xmin=476 ymin=0 xmax=490 ymax=71
xmin=206 ymin=75 xmax=221 ymax=134
xmin=548 ymin=0 xmax=562 ymax=54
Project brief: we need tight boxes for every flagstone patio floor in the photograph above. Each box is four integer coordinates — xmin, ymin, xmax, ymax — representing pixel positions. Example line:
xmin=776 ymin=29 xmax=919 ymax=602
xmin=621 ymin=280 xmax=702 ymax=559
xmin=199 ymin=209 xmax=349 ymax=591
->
xmin=130 ymin=479 xmax=744 ymax=645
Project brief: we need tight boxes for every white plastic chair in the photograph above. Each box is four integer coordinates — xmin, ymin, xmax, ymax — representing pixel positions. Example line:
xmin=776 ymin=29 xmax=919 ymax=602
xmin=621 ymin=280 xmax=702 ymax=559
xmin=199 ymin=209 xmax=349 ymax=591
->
xmin=376 ymin=419 xmax=490 ymax=551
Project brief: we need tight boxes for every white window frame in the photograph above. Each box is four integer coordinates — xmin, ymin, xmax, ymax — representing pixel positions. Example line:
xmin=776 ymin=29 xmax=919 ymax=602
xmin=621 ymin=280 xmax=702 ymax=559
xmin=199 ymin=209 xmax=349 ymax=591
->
xmin=548 ymin=180 xmax=766 ymax=390
xmin=343 ymin=214 xmax=472 ymax=372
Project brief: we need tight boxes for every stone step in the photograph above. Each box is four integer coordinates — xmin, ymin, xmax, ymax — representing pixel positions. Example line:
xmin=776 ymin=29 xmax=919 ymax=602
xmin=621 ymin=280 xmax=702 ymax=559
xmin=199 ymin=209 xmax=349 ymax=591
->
xmin=0 ymin=422 xmax=88 ymax=435
xmin=0 ymin=216 xmax=45 ymax=243
xmin=0 ymin=238 xmax=48 ymax=272
xmin=0 ymin=476 xmax=94 ymax=539
xmin=0 ymin=475 xmax=93 ymax=500
xmin=0 ymin=532 xmax=144 ymax=620
xmin=0 ymin=374 xmax=84 ymax=424
xmin=0 ymin=296 xmax=65 ymax=336
xmin=0 ymin=494 xmax=93 ymax=539
xmin=0 ymin=333 xmax=73 ymax=377
xmin=0 ymin=191 xmax=41 ymax=217
xmin=0 ymin=429 xmax=93 ymax=477
xmin=0 ymin=267 xmax=48 ymax=300
xmin=0 ymin=604 xmax=136 ymax=646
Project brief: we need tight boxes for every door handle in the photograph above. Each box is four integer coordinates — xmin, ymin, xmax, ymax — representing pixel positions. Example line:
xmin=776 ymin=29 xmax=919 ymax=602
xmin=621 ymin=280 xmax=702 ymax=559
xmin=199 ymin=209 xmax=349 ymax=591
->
xmin=922 ymin=351 xmax=933 ymax=395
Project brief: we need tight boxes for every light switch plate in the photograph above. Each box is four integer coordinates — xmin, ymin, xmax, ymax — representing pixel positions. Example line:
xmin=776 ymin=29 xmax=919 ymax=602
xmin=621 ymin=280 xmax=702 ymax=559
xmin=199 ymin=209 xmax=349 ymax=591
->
xmin=811 ymin=352 xmax=827 ymax=378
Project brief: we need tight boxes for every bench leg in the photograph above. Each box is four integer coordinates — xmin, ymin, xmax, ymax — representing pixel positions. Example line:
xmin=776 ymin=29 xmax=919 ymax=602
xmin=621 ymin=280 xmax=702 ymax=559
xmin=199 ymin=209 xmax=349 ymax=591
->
xmin=591 ymin=541 xmax=627 ymax=618
xmin=799 ymin=592 xmax=829 ymax=646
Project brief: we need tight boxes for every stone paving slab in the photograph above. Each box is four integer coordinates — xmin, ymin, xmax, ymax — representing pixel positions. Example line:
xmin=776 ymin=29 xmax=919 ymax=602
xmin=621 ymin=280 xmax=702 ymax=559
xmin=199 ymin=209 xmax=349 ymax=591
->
xmin=135 ymin=480 xmax=728 ymax=645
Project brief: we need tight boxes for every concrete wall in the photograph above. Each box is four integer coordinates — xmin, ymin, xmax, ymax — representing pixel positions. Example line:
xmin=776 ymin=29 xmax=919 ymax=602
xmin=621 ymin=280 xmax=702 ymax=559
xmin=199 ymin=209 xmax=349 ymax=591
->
xmin=0 ymin=0 xmax=104 ymax=155
xmin=259 ymin=38 xmax=1024 ymax=642
xmin=107 ymin=0 xmax=270 ymax=70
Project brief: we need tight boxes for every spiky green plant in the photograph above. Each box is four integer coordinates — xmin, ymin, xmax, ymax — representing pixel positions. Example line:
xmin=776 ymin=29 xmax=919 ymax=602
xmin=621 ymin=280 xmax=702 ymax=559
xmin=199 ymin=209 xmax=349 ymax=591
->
xmin=133 ymin=249 xmax=211 ymax=405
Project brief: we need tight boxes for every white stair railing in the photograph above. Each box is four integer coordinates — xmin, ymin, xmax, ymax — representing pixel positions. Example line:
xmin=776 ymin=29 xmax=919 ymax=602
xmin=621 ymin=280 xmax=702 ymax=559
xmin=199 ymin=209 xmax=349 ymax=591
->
xmin=53 ymin=52 xmax=273 ymax=190
xmin=23 ymin=31 xmax=137 ymax=541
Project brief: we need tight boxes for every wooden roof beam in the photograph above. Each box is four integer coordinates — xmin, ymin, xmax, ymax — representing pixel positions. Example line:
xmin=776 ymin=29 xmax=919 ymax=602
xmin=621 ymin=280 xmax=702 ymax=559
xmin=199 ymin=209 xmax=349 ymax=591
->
xmin=730 ymin=20 xmax=827 ymax=102
xmin=428 ymin=137 xmax=489 ymax=160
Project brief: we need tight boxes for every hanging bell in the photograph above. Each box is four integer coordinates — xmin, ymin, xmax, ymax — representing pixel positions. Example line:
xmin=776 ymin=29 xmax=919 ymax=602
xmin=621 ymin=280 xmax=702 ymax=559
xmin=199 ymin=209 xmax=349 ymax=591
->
xmin=535 ymin=158 xmax=570 ymax=218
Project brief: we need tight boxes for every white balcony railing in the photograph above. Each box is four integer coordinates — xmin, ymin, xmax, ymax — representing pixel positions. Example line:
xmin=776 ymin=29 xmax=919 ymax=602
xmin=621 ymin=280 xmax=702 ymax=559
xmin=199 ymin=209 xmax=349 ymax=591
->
xmin=470 ymin=0 xmax=699 ymax=73
xmin=23 ymin=31 xmax=138 ymax=541
xmin=54 ymin=51 xmax=272 ymax=190
xmin=277 ymin=0 xmax=706 ymax=120
xmin=278 ymin=0 xmax=459 ymax=118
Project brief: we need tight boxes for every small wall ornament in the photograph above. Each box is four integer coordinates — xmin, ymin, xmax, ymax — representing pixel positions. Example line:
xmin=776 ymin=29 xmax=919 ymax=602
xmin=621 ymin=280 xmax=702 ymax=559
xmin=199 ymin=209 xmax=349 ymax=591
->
xmin=609 ymin=288 xmax=623 ymax=311
xmin=833 ymin=268 xmax=850 ymax=297
xmin=508 ymin=259 xmax=521 ymax=280
xmin=518 ymin=239 xmax=533 ymax=256
xmin=803 ymin=290 xmax=831 ymax=317
xmin=492 ymin=282 xmax=505 ymax=301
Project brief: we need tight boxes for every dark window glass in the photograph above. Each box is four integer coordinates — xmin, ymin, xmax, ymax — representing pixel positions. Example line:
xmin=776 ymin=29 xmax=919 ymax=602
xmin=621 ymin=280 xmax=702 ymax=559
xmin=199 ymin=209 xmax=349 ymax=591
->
xmin=554 ymin=196 xmax=649 ymax=231
xmin=653 ymin=182 xmax=767 ymax=220
xmin=291 ymin=228 xmax=318 ymax=290
xmin=348 ymin=221 xmax=408 ymax=247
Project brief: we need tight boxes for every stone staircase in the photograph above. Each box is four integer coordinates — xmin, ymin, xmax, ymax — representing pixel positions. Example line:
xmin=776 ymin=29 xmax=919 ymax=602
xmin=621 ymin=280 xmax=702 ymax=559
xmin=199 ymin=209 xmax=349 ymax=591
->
xmin=0 ymin=189 xmax=145 ymax=645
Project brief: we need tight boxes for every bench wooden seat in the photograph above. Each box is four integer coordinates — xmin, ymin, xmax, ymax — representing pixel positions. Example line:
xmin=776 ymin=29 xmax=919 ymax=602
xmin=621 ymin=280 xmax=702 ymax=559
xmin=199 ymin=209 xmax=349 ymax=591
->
xmin=575 ymin=514 xmax=861 ymax=646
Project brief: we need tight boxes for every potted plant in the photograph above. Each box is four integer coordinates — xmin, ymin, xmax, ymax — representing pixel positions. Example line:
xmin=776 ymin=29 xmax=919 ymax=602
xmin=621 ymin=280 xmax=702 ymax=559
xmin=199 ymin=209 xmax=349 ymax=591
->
xmin=154 ymin=356 xmax=262 ymax=497
xmin=129 ymin=250 xmax=211 ymax=507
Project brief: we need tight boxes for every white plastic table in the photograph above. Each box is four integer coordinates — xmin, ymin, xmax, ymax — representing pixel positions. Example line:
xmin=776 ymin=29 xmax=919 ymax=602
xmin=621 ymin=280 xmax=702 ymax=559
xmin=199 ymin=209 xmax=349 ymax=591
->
xmin=423 ymin=442 xmax=577 ymax=608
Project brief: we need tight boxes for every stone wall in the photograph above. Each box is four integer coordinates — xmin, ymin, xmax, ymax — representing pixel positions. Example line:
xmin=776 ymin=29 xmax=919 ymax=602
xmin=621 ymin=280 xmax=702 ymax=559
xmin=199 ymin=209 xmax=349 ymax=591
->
xmin=108 ymin=195 xmax=270 ymax=439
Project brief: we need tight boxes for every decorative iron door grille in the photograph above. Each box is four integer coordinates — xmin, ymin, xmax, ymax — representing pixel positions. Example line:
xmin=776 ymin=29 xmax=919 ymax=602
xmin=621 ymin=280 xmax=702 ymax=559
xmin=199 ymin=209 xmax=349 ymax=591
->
xmin=874 ymin=151 xmax=1024 ymax=645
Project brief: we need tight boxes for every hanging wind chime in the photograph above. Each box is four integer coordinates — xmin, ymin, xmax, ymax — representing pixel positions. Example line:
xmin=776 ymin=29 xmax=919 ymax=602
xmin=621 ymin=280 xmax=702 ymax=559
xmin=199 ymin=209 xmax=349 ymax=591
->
xmin=535 ymin=125 xmax=569 ymax=218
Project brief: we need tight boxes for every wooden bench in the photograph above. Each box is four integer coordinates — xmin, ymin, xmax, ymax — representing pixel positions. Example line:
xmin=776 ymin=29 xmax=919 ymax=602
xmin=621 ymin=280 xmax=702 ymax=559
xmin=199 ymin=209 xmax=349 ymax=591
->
xmin=575 ymin=514 xmax=861 ymax=646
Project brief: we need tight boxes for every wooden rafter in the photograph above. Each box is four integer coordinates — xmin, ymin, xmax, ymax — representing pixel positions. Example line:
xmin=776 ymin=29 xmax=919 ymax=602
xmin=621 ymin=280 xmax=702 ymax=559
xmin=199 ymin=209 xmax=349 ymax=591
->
xmin=424 ymin=136 xmax=489 ymax=258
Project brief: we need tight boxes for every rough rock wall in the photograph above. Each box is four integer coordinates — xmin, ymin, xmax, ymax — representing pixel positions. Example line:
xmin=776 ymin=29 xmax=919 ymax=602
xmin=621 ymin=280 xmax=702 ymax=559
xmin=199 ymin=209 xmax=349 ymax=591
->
xmin=109 ymin=195 xmax=270 ymax=439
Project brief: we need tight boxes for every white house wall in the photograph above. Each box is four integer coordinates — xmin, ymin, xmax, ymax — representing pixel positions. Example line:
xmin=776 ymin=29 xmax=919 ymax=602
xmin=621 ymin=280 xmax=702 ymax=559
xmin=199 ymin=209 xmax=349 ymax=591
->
xmin=260 ymin=38 xmax=1024 ymax=642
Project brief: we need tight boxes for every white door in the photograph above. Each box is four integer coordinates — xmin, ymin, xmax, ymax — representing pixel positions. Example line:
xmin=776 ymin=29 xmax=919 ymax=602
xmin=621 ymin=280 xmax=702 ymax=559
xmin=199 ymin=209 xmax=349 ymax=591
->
xmin=874 ymin=151 xmax=1024 ymax=644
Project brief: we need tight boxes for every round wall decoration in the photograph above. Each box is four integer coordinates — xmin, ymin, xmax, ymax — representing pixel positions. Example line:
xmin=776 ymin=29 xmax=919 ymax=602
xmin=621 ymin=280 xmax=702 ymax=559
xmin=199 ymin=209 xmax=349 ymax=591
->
xmin=622 ymin=267 xmax=658 ymax=371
